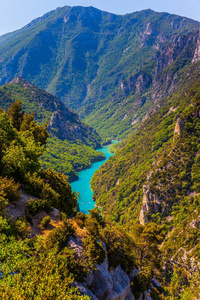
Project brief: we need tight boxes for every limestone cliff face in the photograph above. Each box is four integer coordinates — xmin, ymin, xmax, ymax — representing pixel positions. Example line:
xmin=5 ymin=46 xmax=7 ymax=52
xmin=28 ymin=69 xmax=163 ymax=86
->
xmin=150 ymin=32 xmax=199 ymax=103
xmin=48 ymin=106 xmax=100 ymax=147
xmin=174 ymin=118 xmax=185 ymax=137
xmin=139 ymin=185 xmax=161 ymax=225
xmin=139 ymin=117 xmax=187 ymax=225
xmin=120 ymin=72 xmax=152 ymax=97
xmin=192 ymin=30 xmax=200 ymax=63
xmin=67 ymin=237 xmax=135 ymax=300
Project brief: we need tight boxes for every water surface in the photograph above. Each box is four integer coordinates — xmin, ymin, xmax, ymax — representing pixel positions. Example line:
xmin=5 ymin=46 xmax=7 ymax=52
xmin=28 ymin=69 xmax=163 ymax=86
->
xmin=71 ymin=143 xmax=116 ymax=214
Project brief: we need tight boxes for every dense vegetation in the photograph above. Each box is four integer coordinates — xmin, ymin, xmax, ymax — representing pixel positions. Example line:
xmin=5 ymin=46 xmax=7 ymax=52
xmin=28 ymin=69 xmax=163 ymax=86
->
xmin=0 ymin=78 xmax=105 ymax=181
xmin=40 ymin=135 xmax=105 ymax=182
xmin=0 ymin=102 xmax=167 ymax=298
xmin=1 ymin=5 xmax=200 ymax=298
xmin=0 ymin=6 xmax=199 ymax=140
xmin=91 ymin=63 xmax=200 ymax=298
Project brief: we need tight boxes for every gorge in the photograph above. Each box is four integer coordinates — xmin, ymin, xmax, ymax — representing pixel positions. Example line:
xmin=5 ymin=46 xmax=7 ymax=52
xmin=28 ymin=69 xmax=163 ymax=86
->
xmin=0 ymin=4 xmax=200 ymax=300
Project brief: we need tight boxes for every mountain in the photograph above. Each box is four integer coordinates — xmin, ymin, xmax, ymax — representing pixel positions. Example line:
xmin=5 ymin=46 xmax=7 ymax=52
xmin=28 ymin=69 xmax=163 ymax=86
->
xmin=0 ymin=6 xmax=200 ymax=140
xmin=2 ymin=5 xmax=200 ymax=298
xmin=91 ymin=61 xmax=200 ymax=297
xmin=0 ymin=77 xmax=104 ymax=181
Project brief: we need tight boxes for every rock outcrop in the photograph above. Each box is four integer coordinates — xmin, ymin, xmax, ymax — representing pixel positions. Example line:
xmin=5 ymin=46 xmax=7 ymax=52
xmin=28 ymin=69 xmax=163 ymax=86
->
xmin=68 ymin=237 xmax=135 ymax=300
xmin=192 ymin=31 xmax=200 ymax=63
xmin=174 ymin=118 xmax=185 ymax=137
xmin=139 ymin=185 xmax=161 ymax=225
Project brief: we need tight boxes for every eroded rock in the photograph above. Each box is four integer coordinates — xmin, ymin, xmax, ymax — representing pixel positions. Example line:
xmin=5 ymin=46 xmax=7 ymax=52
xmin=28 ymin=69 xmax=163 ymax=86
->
xmin=109 ymin=265 xmax=133 ymax=300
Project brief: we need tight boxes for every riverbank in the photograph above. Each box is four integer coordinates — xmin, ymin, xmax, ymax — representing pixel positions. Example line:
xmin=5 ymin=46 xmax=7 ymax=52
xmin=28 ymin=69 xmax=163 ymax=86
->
xmin=71 ymin=144 xmax=115 ymax=214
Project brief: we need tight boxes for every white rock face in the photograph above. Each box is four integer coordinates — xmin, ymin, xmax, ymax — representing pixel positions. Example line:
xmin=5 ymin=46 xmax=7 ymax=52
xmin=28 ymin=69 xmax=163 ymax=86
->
xmin=192 ymin=34 xmax=200 ymax=63
xmin=69 ymin=237 xmax=135 ymax=300
xmin=174 ymin=118 xmax=184 ymax=136
xmin=92 ymin=264 xmax=114 ymax=299
xmin=109 ymin=266 xmax=134 ymax=300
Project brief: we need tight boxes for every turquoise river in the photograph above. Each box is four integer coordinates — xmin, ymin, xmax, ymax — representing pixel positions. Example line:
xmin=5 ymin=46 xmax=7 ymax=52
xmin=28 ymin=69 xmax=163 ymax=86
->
xmin=71 ymin=142 xmax=117 ymax=214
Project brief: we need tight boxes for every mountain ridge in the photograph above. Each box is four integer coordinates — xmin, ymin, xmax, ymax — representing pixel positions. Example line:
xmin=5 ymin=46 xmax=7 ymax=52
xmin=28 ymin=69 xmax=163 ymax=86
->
xmin=0 ymin=6 xmax=200 ymax=141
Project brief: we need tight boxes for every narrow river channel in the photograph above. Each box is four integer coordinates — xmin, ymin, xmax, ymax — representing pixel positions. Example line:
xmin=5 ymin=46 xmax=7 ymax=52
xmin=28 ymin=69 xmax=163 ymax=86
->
xmin=71 ymin=142 xmax=117 ymax=214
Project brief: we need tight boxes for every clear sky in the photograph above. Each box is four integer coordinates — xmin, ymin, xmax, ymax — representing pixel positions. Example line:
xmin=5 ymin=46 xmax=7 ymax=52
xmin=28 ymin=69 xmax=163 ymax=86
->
xmin=1 ymin=0 xmax=200 ymax=36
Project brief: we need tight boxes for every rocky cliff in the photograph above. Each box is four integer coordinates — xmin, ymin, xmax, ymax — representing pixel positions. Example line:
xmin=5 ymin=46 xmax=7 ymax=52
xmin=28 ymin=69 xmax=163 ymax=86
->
xmin=3 ymin=77 xmax=102 ymax=149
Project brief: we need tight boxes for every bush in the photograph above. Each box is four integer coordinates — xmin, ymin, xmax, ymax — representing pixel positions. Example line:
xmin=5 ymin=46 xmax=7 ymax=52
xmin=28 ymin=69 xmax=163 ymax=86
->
xmin=40 ymin=215 xmax=51 ymax=227
xmin=84 ymin=236 xmax=106 ymax=265
xmin=25 ymin=198 xmax=52 ymax=221
xmin=25 ymin=171 xmax=77 ymax=216
xmin=74 ymin=212 xmax=87 ymax=228
xmin=45 ymin=220 xmax=75 ymax=250
xmin=40 ymin=168 xmax=77 ymax=215
xmin=0 ymin=176 xmax=20 ymax=203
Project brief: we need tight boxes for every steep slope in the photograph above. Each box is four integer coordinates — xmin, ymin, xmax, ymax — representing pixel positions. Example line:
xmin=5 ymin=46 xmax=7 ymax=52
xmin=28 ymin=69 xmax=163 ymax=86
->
xmin=0 ymin=6 xmax=200 ymax=139
xmin=91 ymin=62 xmax=200 ymax=298
xmin=0 ymin=104 xmax=162 ymax=299
xmin=91 ymin=62 xmax=200 ymax=223
xmin=0 ymin=77 xmax=104 ymax=181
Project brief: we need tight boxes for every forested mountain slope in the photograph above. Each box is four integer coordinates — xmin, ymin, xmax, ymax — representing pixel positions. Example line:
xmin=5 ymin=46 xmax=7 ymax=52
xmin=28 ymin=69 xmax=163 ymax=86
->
xmin=0 ymin=77 xmax=104 ymax=181
xmin=0 ymin=102 xmax=166 ymax=300
xmin=91 ymin=62 xmax=200 ymax=298
xmin=0 ymin=6 xmax=200 ymax=139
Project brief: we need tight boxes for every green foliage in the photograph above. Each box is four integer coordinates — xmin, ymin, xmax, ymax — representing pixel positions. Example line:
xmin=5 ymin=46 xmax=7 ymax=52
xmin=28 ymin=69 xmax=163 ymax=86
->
xmin=100 ymin=225 xmax=136 ymax=272
xmin=88 ymin=208 xmax=104 ymax=227
xmin=0 ymin=6 xmax=199 ymax=141
xmin=39 ymin=168 xmax=78 ymax=215
xmin=131 ymin=223 xmax=164 ymax=278
xmin=25 ymin=198 xmax=52 ymax=220
xmin=24 ymin=172 xmax=60 ymax=206
xmin=84 ymin=236 xmax=106 ymax=265
xmin=0 ymin=236 xmax=89 ymax=299
xmin=7 ymin=100 xmax=23 ymax=130
xmin=0 ymin=105 xmax=47 ymax=180
xmin=45 ymin=220 xmax=74 ymax=250
xmin=74 ymin=212 xmax=87 ymax=228
xmin=40 ymin=135 xmax=105 ymax=182
xmin=0 ymin=176 xmax=20 ymax=203
xmin=0 ymin=81 xmax=104 ymax=181
xmin=40 ymin=215 xmax=51 ymax=227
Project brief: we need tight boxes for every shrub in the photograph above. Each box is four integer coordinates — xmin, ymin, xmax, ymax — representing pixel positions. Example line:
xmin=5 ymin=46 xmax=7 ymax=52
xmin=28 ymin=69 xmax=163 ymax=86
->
xmin=40 ymin=168 xmax=77 ymax=215
xmin=84 ymin=236 xmax=106 ymax=265
xmin=45 ymin=220 xmax=75 ymax=250
xmin=0 ymin=176 xmax=20 ymax=203
xmin=40 ymin=215 xmax=51 ymax=227
xmin=74 ymin=212 xmax=87 ymax=228
xmin=85 ymin=218 xmax=101 ymax=238
xmin=24 ymin=172 xmax=60 ymax=207
xmin=25 ymin=198 xmax=52 ymax=221
xmin=25 ymin=171 xmax=77 ymax=216
xmin=88 ymin=208 xmax=104 ymax=227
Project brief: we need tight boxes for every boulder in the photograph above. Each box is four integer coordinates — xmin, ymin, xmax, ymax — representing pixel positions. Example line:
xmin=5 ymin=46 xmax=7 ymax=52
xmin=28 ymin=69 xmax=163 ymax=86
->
xmin=92 ymin=264 xmax=113 ymax=300
xmin=67 ymin=236 xmax=84 ymax=258
xmin=109 ymin=265 xmax=134 ymax=300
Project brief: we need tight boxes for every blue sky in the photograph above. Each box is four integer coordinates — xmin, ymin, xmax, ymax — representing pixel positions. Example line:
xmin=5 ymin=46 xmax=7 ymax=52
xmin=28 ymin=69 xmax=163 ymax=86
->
xmin=1 ymin=0 xmax=200 ymax=36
